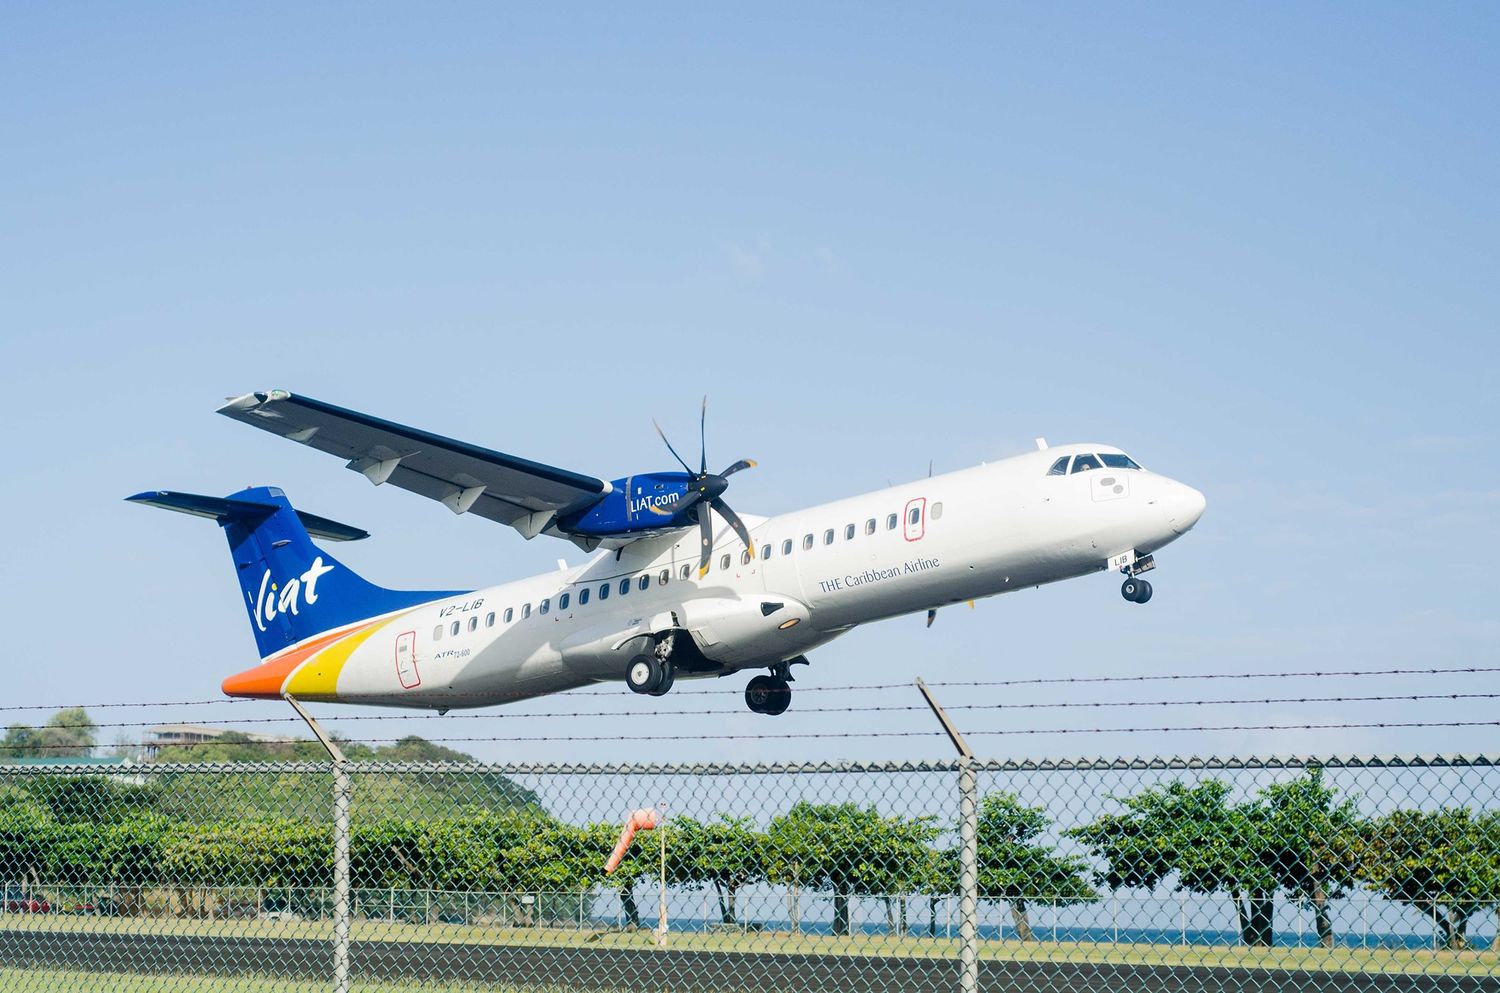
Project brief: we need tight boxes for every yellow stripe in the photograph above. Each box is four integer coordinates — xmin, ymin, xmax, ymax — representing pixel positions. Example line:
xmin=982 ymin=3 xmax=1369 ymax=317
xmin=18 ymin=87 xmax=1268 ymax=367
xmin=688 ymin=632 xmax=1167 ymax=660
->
xmin=284 ymin=620 xmax=391 ymax=699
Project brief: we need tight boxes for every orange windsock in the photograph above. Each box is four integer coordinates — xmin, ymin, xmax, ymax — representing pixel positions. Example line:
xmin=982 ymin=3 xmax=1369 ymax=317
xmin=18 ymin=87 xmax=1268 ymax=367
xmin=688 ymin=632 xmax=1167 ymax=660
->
xmin=604 ymin=807 xmax=660 ymax=874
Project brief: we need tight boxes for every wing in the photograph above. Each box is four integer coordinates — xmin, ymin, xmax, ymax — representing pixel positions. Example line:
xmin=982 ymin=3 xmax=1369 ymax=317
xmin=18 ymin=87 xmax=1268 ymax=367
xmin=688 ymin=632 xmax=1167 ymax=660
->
xmin=218 ymin=391 xmax=611 ymax=548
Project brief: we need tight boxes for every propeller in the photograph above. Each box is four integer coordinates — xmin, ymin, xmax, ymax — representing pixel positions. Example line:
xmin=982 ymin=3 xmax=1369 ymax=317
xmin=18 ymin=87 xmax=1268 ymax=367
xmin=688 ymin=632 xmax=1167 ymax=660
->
xmin=649 ymin=397 xmax=757 ymax=577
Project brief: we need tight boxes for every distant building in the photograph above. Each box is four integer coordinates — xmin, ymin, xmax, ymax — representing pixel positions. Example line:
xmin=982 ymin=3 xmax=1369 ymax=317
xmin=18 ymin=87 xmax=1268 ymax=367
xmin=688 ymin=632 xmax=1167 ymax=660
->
xmin=144 ymin=724 xmax=297 ymax=759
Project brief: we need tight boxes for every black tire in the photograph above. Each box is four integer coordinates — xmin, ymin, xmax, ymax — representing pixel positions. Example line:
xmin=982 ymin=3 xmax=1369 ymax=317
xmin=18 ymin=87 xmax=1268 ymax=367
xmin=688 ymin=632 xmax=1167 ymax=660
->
xmin=744 ymin=674 xmax=777 ymax=713
xmin=626 ymin=654 xmax=663 ymax=694
xmin=1121 ymin=579 xmax=1141 ymax=602
xmin=648 ymin=661 xmax=676 ymax=697
xmin=762 ymin=677 xmax=791 ymax=716
xmin=1136 ymin=580 xmax=1153 ymax=604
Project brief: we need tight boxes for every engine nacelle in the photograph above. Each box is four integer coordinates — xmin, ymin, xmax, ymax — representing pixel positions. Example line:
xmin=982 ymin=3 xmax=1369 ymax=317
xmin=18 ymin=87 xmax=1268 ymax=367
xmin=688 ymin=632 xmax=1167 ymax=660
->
xmin=558 ymin=472 xmax=695 ymax=538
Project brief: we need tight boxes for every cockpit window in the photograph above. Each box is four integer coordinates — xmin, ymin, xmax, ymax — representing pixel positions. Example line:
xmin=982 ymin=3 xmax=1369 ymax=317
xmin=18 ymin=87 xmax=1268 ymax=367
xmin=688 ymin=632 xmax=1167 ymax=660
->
xmin=1046 ymin=456 xmax=1070 ymax=476
xmin=1071 ymin=454 xmax=1103 ymax=473
xmin=1099 ymin=453 xmax=1142 ymax=470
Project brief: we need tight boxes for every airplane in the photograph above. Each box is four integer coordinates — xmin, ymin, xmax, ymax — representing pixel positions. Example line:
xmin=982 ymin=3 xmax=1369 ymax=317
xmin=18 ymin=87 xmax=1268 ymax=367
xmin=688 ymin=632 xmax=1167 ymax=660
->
xmin=129 ymin=390 xmax=1206 ymax=715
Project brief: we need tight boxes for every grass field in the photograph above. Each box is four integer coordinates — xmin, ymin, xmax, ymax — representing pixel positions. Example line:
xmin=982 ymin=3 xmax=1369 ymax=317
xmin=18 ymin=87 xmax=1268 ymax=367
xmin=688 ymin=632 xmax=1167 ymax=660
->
xmin=3 ymin=916 xmax=1497 ymax=978
xmin=0 ymin=970 xmax=555 ymax=993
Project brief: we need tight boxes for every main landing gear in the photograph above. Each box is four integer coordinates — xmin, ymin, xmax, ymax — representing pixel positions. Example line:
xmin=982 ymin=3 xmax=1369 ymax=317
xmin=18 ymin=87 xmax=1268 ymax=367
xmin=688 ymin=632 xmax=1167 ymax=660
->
xmin=745 ymin=657 xmax=806 ymax=715
xmin=1121 ymin=578 xmax=1153 ymax=604
xmin=626 ymin=653 xmax=675 ymax=697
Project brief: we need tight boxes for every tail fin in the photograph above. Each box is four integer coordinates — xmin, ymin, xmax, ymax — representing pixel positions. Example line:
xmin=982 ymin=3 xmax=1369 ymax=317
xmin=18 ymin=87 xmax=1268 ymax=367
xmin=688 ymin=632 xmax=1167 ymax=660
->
xmin=128 ymin=486 xmax=461 ymax=661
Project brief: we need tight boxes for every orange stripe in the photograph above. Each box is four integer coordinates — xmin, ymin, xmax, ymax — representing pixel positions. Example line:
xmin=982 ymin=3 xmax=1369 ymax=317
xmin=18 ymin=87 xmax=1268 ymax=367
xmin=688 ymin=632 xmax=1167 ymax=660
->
xmin=221 ymin=625 xmax=375 ymax=699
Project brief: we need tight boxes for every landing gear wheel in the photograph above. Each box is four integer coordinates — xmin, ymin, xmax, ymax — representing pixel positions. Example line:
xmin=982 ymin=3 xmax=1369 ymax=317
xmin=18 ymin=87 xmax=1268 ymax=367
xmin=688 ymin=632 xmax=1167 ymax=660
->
xmin=745 ymin=674 xmax=792 ymax=715
xmin=1135 ymin=580 xmax=1153 ymax=604
xmin=648 ymin=662 xmax=676 ymax=697
xmin=626 ymin=654 xmax=665 ymax=695
xmin=1121 ymin=578 xmax=1153 ymax=604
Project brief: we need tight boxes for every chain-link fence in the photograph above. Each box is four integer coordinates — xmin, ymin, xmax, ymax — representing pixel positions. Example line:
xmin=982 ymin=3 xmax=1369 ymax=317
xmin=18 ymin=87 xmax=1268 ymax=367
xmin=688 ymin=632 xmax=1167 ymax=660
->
xmin=1 ymin=755 xmax=1496 ymax=991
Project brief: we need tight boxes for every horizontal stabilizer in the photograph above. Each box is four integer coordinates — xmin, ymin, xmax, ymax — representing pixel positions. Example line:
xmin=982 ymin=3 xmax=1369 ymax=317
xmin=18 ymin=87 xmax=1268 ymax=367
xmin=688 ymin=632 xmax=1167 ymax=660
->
xmin=126 ymin=489 xmax=369 ymax=541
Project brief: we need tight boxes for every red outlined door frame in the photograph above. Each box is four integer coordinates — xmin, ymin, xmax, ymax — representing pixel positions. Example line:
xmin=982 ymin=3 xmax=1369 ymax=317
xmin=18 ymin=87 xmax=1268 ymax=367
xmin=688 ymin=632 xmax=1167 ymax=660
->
xmin=395 ymin=630 xmax=421 ymax=689
xmin=903 ymin=497 xmax=927 ymax=542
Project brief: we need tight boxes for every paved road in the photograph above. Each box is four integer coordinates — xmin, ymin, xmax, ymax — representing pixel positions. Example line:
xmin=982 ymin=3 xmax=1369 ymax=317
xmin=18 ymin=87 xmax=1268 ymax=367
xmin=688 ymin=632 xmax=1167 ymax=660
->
xmin=3 ymin=929 xmax=1496 ymax=992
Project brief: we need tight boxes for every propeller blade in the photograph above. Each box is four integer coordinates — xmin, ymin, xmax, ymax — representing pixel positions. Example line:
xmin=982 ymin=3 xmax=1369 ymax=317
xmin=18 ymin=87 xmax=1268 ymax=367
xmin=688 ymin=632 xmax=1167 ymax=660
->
xmin=697 ymin=509 xmax=714 ymax=577
xmin=698 ymin=395 xmax=708 ymax=475
xmin=646 ymin=490 xmax=704 ymax=517
xmin=653 ymin=419 xmax=695 ymax=476
xmin=719 ymin=459 xmax=757 ymax=477
xmin=926 ymin=608 xmax=938 ymax=628
xmin=711 ymin=498 xmax=755 ymax=556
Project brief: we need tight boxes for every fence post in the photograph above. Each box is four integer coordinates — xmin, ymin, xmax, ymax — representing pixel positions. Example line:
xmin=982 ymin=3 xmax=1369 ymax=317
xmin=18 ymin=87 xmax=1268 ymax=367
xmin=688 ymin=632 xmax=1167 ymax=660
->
xmin=916 ymin=678 xmax=979 ymax=993
xmin=285 ymin=693 xmax=351 ymax=993
xmin=332 ymin=761 xmax=352 ymax=993
xmin=958 ymin=756 xmax=979 ymax=993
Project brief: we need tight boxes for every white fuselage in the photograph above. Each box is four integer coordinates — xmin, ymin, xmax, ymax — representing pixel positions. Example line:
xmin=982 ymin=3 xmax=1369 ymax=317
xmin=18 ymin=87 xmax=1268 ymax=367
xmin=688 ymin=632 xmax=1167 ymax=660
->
xmin=303 ymin=443 xmax=1205 ymax=709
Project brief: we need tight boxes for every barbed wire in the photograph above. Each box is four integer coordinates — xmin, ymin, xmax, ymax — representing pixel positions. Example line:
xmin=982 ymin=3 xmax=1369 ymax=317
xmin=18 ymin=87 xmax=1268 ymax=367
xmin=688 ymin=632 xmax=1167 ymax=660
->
xmin=5 ymin=719 xmax=1498 ymax=752
xmin=4 ymin=664 xmax=1495 ymax=715
xmin=14 ymin=691 xmax=1500 ymax=734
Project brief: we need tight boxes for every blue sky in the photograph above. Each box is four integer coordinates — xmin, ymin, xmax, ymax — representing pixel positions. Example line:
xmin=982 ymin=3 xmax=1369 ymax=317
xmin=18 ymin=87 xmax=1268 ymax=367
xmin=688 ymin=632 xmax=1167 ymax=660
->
xmin=2 ymin=4 xmax=1496 ymax=764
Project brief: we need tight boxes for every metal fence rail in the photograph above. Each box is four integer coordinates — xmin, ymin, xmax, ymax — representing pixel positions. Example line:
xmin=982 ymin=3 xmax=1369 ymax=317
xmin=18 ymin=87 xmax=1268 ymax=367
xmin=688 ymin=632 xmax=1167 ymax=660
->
xmin=1 ymin=755 xmax=1497 ymax=991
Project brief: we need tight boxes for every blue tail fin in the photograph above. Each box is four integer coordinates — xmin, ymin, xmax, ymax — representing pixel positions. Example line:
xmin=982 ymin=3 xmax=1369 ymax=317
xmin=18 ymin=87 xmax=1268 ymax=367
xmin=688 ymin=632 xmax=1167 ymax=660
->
xmin=128 ymin=486 xmax=463 ymax=658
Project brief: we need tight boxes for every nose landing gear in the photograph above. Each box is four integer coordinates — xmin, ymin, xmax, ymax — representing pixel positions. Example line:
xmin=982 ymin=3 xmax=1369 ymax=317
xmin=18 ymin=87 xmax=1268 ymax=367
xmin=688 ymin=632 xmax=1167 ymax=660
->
xmin=1121 ymin=578 xmax=1153 ymax=603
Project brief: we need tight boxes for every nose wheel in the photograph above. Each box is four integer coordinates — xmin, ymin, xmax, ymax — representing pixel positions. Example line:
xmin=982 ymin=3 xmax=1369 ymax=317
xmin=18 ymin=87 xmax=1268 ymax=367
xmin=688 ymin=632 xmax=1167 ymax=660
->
xmin=1121 ymin=578 xmax=1153 ymax=604
xmin=745 ymin=674 xmax=791 ymax=715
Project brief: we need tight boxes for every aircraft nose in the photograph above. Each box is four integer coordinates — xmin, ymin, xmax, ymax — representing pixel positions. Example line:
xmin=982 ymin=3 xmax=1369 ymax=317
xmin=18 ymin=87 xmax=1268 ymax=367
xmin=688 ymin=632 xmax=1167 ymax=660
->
xmin=1165 ymin=482 xmax=1207 ymax=534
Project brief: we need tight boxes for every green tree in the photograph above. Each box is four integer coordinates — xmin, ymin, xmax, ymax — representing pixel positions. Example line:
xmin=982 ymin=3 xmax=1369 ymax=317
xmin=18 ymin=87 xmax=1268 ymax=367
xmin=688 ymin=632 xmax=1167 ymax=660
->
xmin=1 ymin=725 xmax=42 ymax=761
xmin=969 ymin=793 xmax=1096 ymax=941
xmin=38 ymin=708 xmax=97 ymax=758
xmin=767 ymin=801 xmax=939 ymax=937
xmin=1256 ymin=770 xmax=1362 ymax=948
xmin=0 ymin=787 xmax=56 ymax=885
xmin=1068 ymin=780 xmax=1277 ymax=946
xmin=669 ymin=815 xmax=766 ymax=924
xmin=1355 ymin=808 xmax=1500 ymax=950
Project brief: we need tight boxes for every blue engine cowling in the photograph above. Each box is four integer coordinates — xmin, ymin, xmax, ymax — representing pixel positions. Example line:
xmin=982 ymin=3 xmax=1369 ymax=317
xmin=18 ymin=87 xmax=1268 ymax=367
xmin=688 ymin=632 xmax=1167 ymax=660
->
xmin=559 ymin=471 xmax=697 ymax=537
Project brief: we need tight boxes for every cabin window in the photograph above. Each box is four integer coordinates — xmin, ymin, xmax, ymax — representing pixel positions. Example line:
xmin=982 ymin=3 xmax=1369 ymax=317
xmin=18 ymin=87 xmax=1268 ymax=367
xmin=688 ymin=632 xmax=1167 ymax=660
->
xmin=931 ymin=502 xmax=943 ymax=520
xmin=844 ymin=523 xmax=855 ymax=540
xmin=680 ymin=564 xmax=692 ymax=580
xmin=823 ymin=529 xmax=835 ymax=545
xmin=1071 ymin=454 xmax=1102 ymax=473
xmin=467 ymin=616 xmax=478 ymax=632
xmin=908 ymin=506 xmax=922 ymax=526
xmin=1100 ymin=453 xmax=1142 ymax=470
xmin=638 ymin=574 xmax=650 ymax=591
xmin=659 ymin=569 xmax=670 ymax=586
xmin=1047 ymin=456 xmax=1070 ymax=476
xmin=803 ymin=534 xmax=814 ymax=550
xmin=886 ymin=513 xmax=898 ymax=530
xmin=433 ymin=625 xmax=443 ymax=641
xmin=741 ymin=549 xmax=752 ymax=566
xmin=559 ymin=593 xmax=570 ymax=610
xmin=761 ymin=544 xmax=772 ymax=560
xmin=865 ymin=518 xmax=876 ymax=535
xmin=579 ymin=588 xmax=589 ymax=606
xmin=619 ymin=578 xmax=631 ymax=596
xmin=450 ymin=621 xmax=460 ymax=636
xmin=720 ymin=553 xmax=731 ymax=571
xmin=521 ymin=603 xmax=531 ymax=618
xmin=539 ymin=598 xmax=550 ymax=615
xmin=783 ymin=539 xmax=794 ymax=556
xmin=485 ymin=611 xmax=495 ymax=627
xmin=598 ymin=584 xmax=609 ymax=601
xmin=504 ymin=607 xmax=514 ymax=622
